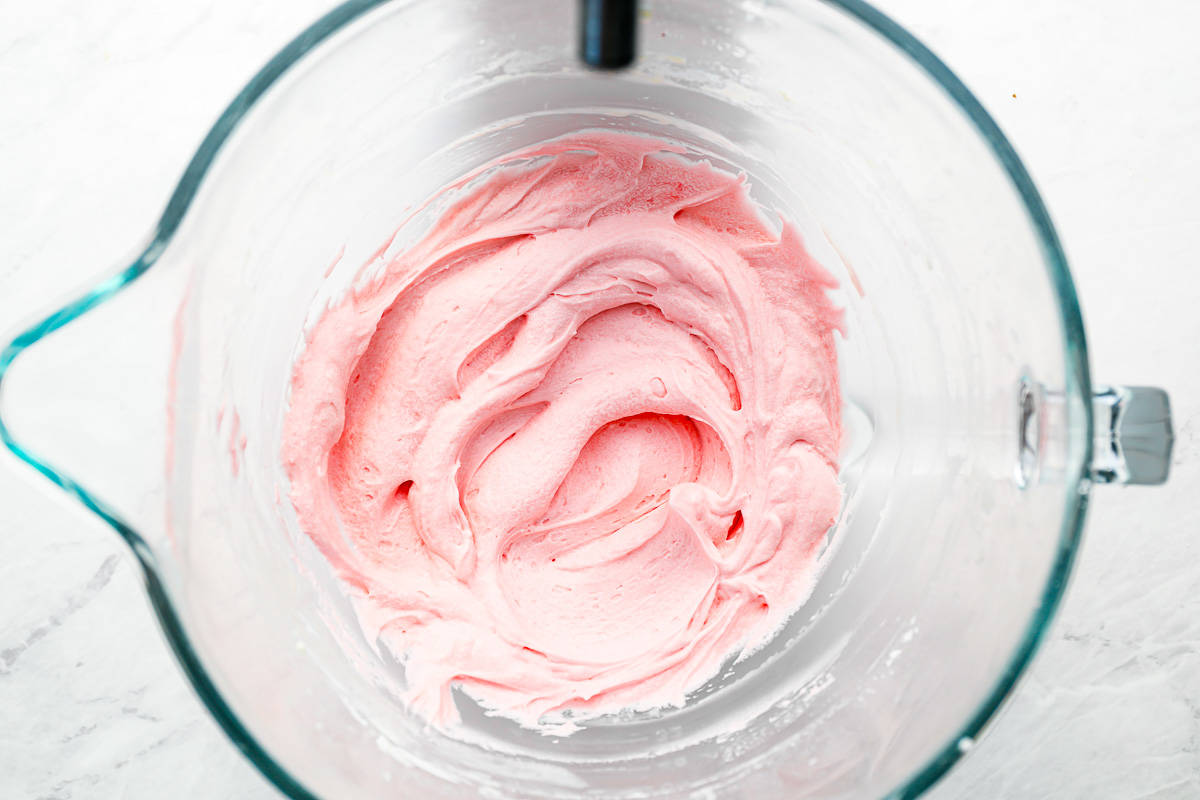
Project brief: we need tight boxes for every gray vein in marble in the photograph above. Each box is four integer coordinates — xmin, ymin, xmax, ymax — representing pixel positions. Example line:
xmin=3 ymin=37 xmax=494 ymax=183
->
xmin=0 ymin=554 xmax=118 ymax=673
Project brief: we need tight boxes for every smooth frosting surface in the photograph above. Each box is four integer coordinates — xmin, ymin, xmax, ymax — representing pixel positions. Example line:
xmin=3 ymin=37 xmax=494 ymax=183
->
xmin=282 ymin=132 xmax=843 ymax=729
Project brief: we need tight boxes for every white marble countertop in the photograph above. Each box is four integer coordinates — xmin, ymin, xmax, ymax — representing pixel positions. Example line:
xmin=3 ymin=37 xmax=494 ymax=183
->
xmin=1 ymin=0 xmax=1197 ymax=797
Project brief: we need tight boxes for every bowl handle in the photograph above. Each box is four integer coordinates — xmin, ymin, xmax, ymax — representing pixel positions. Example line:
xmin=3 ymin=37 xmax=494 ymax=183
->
xmin=1090 ymin=385 xmax=1174 ymax=486
xmin=1017 ymin=378 xmax=1172 ymax=488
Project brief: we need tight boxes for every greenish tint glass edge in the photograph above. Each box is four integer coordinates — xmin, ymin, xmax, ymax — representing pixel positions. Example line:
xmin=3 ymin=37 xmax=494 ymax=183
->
xmin=832 ymin=2 xmax=1093 ymax=797
xmin=0 ymin=3 xmax=385 ymax=799
xmin=0 ymin=1 xmax=1092 ymax=799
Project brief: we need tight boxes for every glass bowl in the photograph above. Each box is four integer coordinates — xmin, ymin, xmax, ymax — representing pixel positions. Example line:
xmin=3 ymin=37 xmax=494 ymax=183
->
xmin=0 ymin=0 xmax=1173 ymax=797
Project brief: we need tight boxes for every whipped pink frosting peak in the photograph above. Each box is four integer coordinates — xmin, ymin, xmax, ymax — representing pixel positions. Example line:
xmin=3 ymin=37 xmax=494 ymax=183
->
xmin=282 ymin=132 xmax=843 ymax=729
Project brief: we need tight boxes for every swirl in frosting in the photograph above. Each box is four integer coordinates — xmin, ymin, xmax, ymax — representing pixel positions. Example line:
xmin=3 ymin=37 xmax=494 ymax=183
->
xmin=281 ymin=132 xmax=843 ymax=729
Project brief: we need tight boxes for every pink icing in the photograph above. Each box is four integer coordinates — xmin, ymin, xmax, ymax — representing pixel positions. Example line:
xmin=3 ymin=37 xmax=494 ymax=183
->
xmin=281 ymin=132 xmax=842 ymax=729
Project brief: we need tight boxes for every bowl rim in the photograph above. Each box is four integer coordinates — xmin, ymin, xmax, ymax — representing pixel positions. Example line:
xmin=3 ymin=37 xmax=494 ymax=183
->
xmin=0 ymin=0 xmax=1092 ymax=798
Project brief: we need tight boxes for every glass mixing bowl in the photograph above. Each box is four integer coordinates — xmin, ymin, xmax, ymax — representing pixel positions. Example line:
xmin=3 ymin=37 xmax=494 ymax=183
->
xmin=0 ymin=0 xmax=1174 ymax=797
